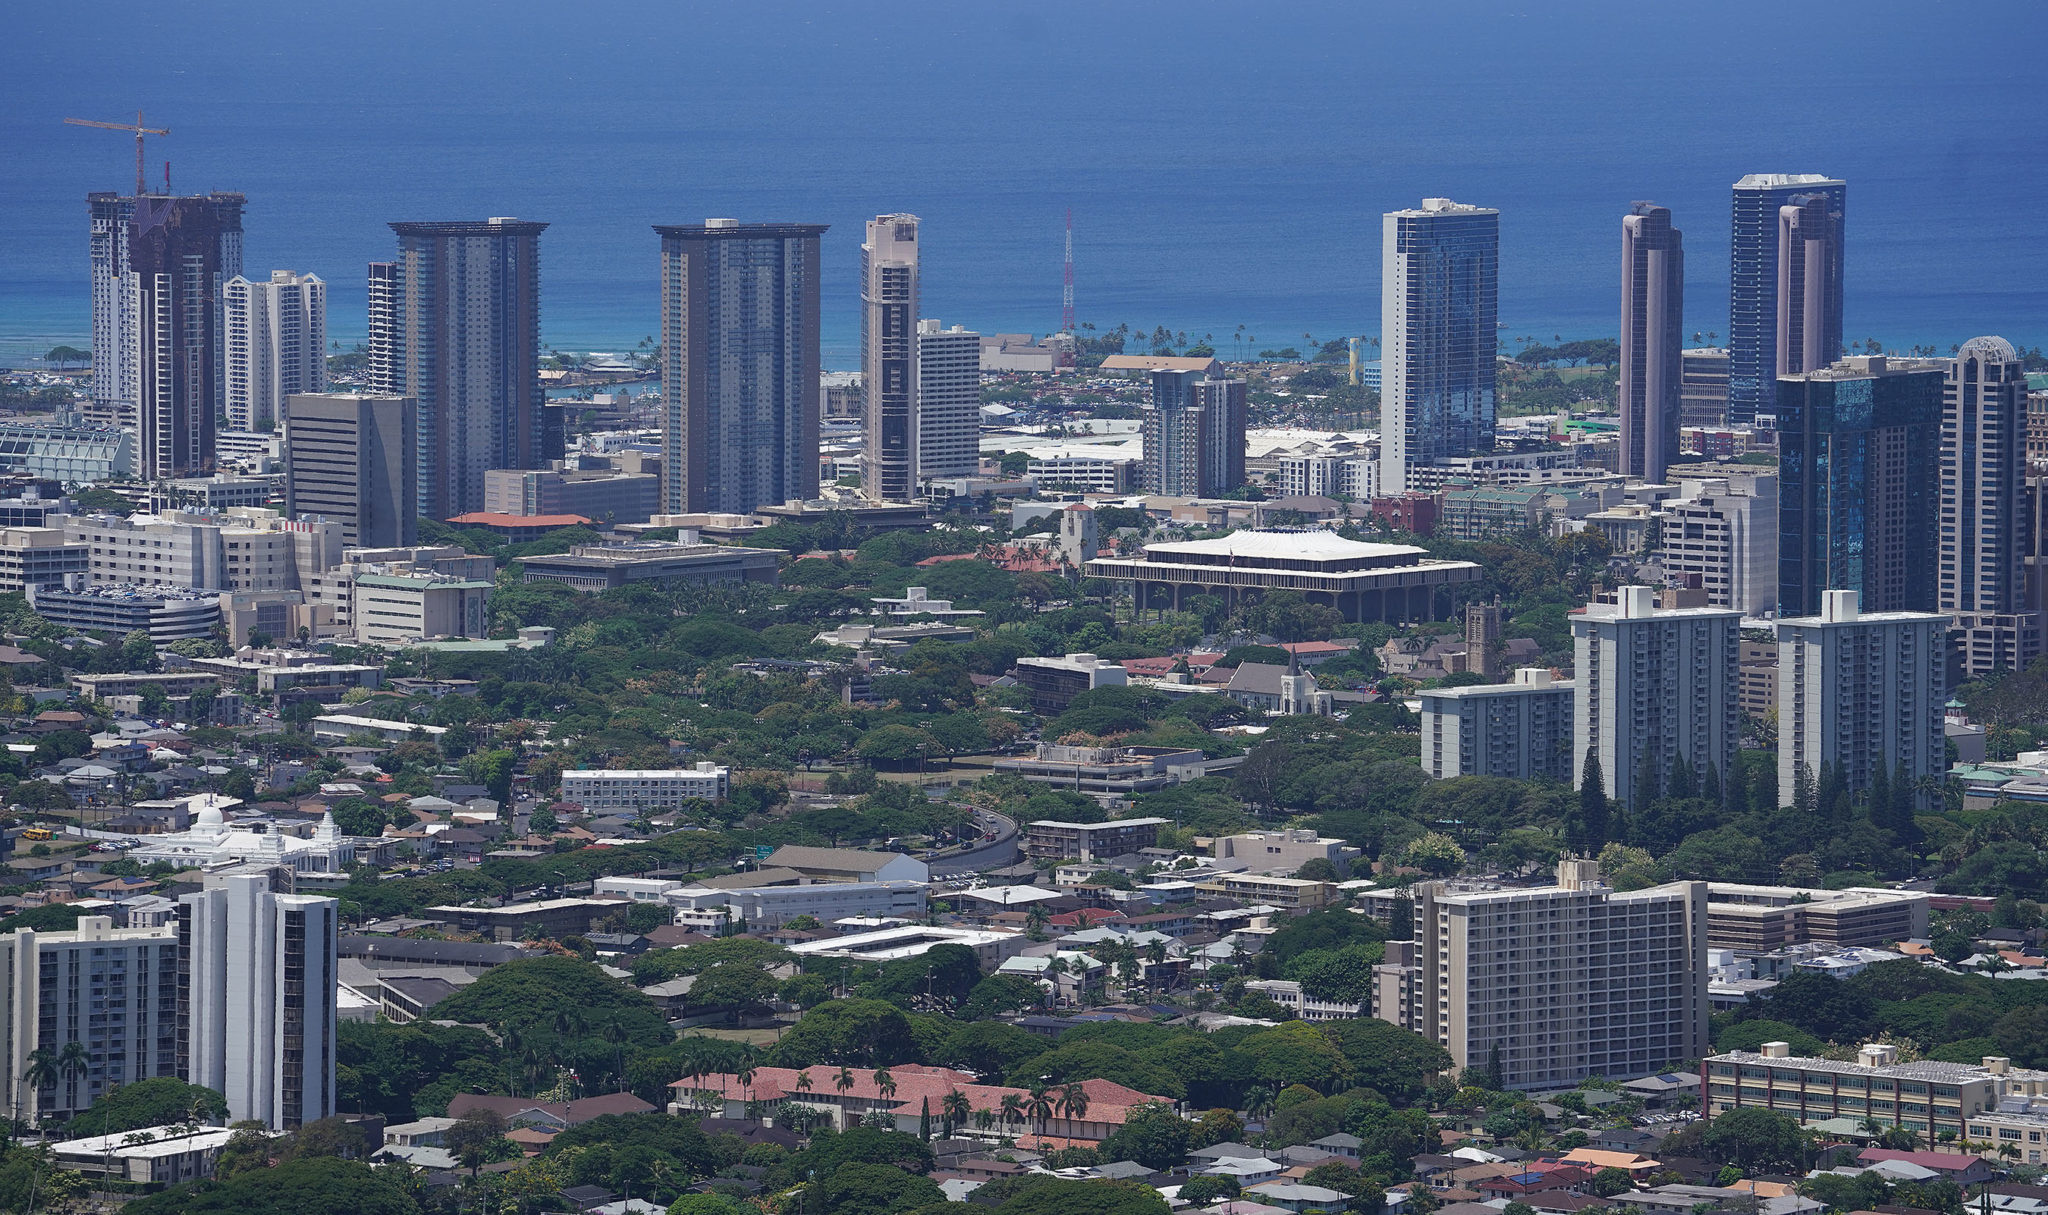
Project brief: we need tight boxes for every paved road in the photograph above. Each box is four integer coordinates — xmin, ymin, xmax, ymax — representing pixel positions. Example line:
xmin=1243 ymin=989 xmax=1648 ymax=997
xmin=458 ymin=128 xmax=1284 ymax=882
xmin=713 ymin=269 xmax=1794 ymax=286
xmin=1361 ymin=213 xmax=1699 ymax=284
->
xmin=932 ymin=808 xmax=1019 ymax=876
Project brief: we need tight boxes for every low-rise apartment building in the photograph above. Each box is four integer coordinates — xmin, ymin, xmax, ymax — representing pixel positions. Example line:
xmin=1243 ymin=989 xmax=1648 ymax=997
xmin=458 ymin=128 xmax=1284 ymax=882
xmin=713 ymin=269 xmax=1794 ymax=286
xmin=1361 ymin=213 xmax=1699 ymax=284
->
xmin=1014 ymin=652 xmax=1129 ymax=715
xmin=1420 ymin=668 xmax=1576 ymax=781
xmin=559 ymin=763 xmax=731 ymax=812
xmin=1194 ymin=872 xmax=1333 ymax=910
xmin=1244 ymin=978 xmax=1362 ymax=1021
xmin=1023 ymin=817 xmax=1168 ymax=863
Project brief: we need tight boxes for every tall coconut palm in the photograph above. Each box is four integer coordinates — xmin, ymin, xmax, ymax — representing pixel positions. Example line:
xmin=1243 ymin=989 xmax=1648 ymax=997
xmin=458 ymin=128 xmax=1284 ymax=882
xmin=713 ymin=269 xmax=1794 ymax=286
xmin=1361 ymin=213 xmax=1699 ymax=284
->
xmin=942 ymin=1089 xmax=971 ymax=1138
xmin=1058 ymin=1082 xmax=1090 ymax=1129
xmin=873 ymin=1068 xmax=896 ymax=1102
xmin=18 ymin=1050 xmax=55 ymax=1124
xmin=55 ymin=1042 xmax=88 ymax=1112
xmin=1025 ymin=1086 xmax=1054 ymax=1140
xmin=795 ymin=1070 xmax=814 ymax=1094
xmin=999 ymin=1093 xmax=1026 ymax=1133
xmin=974 ymin=1108 xmax=996 ymax=1133
xmin=835 ymin=1066 xmax=856 ymax=1097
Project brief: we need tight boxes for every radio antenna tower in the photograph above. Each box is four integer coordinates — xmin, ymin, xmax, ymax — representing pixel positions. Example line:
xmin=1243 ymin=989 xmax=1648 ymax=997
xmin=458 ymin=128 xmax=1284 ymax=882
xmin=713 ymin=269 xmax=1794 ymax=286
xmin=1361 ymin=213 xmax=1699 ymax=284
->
xmin=1061 ymin=209 xmax=1075 ymax=336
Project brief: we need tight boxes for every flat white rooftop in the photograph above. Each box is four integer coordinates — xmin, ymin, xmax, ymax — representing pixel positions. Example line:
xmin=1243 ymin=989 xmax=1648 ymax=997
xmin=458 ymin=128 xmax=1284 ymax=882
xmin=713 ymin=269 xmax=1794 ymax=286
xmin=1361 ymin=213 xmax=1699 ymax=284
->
xmin=1141 ymin=531 xmax=1425 ymax=563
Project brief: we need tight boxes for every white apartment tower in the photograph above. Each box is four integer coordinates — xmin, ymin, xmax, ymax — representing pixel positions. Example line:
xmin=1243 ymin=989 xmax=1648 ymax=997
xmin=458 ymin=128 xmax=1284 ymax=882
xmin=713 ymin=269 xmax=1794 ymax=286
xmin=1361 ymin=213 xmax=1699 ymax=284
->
xmin=224 ymin=271 xmax=328 ymax=431
xmin=1942 ymin=336 xmax=2041 ymax=678
xmin=1420 ymin=667 xmax=1577 ymax=781
xmin=1388 ymin=859 xmax=1709 ymax=1090
xmin=1655 ymin=472 xmax=1779 ymax=617
xmin=1382 ymin=198 xmax=1499 ymax=493
xmin=916 ymin=320 xmax=981 ymax=481
xmin=1572 ymin=586 xmax=1741 ymax=812
xmin=180 ymin=874 xmax=340 ymax=1131
xmin=861 ymin=215 xmax=920 ymax=502
xmin=1777 ymin=589 xmax=1946 ymax=810
xmin=0 ymin=917 xmax=181 ymax=1124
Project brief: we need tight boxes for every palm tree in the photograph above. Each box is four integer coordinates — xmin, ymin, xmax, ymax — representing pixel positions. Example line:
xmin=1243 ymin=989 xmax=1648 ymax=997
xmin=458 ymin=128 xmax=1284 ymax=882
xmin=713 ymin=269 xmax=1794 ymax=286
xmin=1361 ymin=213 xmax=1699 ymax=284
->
xmin=1058 ymin=1083 xmax=1090 ymax=1130
xmin=1999 ymin=1141 xmax=2022 ymax=1164
xmin=55 ymin=1042 xmax=88 ymax=1112
xmin=835 ymin=1066 xmax=856 ymax=1097
xmin=942 ymin=1089 xmax=972 ymax=1139
xmin=873 ymin=1068 xmax=897 ymax=1103
xmin=974 ymin=1108 xmax=996 ymax=1134
xmin=795 ymin=1069 xmax=814 ymax=1095
xmin=999 ymin=1093 xmax=1026 ymax=1133
xmin=1026 ymin=1086 xmax=1055 ymax=1140
xmin=600 ymin=1016 xmax=629 ymax=1092
xmin=1857 ymin=1115 xmax=1886 ymax=1141
xmin=18 ymin=1050 xmax=55 ymax=1124
xmin=1244 ymin=1085 xmax=1277 ymax=1124
xmin=1145 ymin=940 xmax=1168 ymax=988
xmin=737 ymin=1063 xmax=756 ymax=1108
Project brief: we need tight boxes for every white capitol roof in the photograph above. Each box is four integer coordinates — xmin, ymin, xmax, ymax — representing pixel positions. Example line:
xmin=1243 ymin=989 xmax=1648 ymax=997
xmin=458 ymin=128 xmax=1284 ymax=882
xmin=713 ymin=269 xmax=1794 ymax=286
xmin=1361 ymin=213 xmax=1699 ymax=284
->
xmin=1142 ymin=530 xmax=1426 ymax=562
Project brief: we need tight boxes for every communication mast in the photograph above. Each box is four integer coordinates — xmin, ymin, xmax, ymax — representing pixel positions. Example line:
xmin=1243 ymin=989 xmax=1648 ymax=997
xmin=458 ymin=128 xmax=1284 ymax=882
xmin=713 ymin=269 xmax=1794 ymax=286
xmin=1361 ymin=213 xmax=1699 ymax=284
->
xmin=1059 ymin=209 xmax=1076 ymax=368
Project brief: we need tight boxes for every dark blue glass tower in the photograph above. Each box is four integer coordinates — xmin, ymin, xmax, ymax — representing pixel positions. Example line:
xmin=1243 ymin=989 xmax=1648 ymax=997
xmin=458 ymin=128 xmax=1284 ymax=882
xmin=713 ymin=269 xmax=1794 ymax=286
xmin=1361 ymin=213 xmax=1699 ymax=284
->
xmin=1728 ymin=175 xmax=1845 ymax=429
xmin=1777 ymin=358 xmax=1942 ymax=617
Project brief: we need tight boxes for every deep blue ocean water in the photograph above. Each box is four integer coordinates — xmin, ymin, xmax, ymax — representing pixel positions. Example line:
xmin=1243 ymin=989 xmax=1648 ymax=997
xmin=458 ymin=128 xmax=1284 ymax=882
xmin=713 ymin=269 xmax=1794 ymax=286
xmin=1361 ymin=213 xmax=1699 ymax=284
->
xmin=2 ymin=0 xmax=2045 ymax=369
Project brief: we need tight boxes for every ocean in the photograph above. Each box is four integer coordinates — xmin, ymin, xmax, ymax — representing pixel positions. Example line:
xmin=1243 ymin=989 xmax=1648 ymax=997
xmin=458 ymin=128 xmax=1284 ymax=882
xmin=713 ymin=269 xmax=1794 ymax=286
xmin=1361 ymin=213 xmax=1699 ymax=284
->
xmin=2 ymin=0 xmax=2045 ymax=369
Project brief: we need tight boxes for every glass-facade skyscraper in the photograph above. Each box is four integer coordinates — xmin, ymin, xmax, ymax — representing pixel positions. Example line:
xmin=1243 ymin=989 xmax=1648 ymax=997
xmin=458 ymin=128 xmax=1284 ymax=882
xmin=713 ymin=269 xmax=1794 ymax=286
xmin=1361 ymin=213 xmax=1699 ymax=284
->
xmin=1776 ymin=356 xmax=1943 ymax=618
xmin=1382 ymin=199 xmax=1498 ymax=493
xmin=1620 ymin=203 xmax=1684 ymax=483
xmin=656 ymin=220 xmax=826 ymax=515
xmin=1729 ymin=174 xmax=1845 ymax=429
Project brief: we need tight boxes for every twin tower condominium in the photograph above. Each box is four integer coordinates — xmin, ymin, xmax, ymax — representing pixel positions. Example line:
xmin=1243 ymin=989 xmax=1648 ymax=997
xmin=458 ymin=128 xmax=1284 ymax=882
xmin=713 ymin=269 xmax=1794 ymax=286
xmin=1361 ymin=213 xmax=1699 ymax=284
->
xmin=0 ymin=873 xmax=337 ymax=1132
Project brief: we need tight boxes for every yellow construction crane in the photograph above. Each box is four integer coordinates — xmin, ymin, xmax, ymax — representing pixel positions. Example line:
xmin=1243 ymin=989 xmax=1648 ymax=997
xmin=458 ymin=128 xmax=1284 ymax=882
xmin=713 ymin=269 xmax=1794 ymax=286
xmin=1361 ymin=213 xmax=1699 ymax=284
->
xmin=64 ymin=111 xmax=169 ymax=196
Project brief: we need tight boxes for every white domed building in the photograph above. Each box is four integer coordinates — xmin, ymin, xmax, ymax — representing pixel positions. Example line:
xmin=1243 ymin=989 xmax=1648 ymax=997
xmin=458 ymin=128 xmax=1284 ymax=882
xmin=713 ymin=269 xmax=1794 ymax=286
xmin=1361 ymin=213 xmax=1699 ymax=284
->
xmin=129 ymin=794 xmax=357 ymax=874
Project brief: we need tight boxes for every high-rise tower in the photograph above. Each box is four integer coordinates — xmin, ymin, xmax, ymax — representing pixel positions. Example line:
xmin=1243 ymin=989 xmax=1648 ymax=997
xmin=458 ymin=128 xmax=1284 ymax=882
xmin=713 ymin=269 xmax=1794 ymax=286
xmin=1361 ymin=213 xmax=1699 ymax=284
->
xmin=1728 ymin=174 xmax=1845 ymax=428
xmin=1619 ymin=203 xmax=1683 ymax=482
xmin=1382 ymin=199 xmax=1499 ymax=493
xmin=90 ymin=191 xmax=245 ymax=476
xmin=916 ymin=320 xmax=981 ymax=481
xmin=655 ymin=220 xmax=826 ymax=515
xmin=1942 ymin=337 xmax=2041 ymax=676
xmin=861 ymin=215 xmax=920 ymax=502
xmin=383 ymin=219 xmax=546 ymax=520
xmin=1776 ymin=194 xmax=1844 ymax=382
xmin=224 ymin=270 xmax=326 ymax=431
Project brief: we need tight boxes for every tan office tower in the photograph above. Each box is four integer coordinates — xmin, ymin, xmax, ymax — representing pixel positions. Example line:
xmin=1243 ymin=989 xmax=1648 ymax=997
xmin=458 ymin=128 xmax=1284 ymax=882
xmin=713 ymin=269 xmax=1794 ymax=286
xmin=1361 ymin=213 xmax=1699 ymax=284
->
xmin=862 ymin=215 xmax=920 ymax=502
xmin=656 ymin=221 xmax=825 ymax=515
xmin=916 ymin=320 xmax=980 ymax=481
xmin=384 ymin=219 xmax=547 ymax=520
xmin=1943 ymin=337 xmax=2041 ymax=676
xmin=1387 ymin=858 xmax=1709 ymax=1090
xmin=283 ymin=393 xmax=418 ymax=548
xmin=1620 ymin=204 xmax=1683 ymax=482
xmin=1776 ymin=194 xmax=1843 ymax=381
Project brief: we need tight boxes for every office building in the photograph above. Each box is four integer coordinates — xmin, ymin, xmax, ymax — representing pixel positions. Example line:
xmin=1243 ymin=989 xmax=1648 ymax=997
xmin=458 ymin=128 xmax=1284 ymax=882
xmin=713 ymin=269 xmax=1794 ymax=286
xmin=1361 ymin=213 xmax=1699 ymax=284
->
xmin=559 ymin=763 xmax=731 ymax=812
xmin=283 ymin=393 xmax=418 ymax=548
xmin=1777 ymin=589 xmax=1946 ymax=810
xmin=1212 ymin=830 xmax=1361 ymax=877
xmin=482 ymin=467 xmax=660 ymax=525
xmin=0 ymin=916 xmax=181 ymax=1124
xmin=224 ymin=271 xmax=326 ymax=431
xmin=1704 ymin=883 xmax=1929 ymax=951
xmin=1777 ymin=356 xmax=1944 ymax=616
xmin=1728 ymin=175 xmax=1845 ymax=428
xmin=25 ymin=583 xmax=220 ymax=641
xmin=1656 ymin=472 xmax=1779 ymax=616
xmin=516 ymin=538 xmax=781 ymax=593
xmin=1620 ymin=204 xmax=1684 ymax=483
xmin=350 ymin=572 xmax=492 ymax=643
xmin=1382 ymin=198 xmax=1500 ymax=492
xmin=0 ymin=528 xmax=90 ymax=593
xmin=383 ymin=219 xmax=547 ymax=520
xmin=1703 ymin=1041 xmax=2044 ymax=1150
xmin=1776 ymin=194 xmax=1844 ymax=383
xmin=1421 ymin=668 xmax=1576 ymax=781
xmin=662 ymin=881 xmax=927 ymax=932
xmin=861 ymin=215 xmax=920 ymax=502
xmin=364 ymin=261 xmax=399 ymax=394
xmin=656 ymin=220 xmax=826 ymax=514
xmin=1573 ymin=587 xmax=1741 ymax=812
xmin=1942 ymin=337 xmax=2040 ymax=677
xmin=1679 ymin=347 xmax=1731 ymax=428
xmin=1140 ymin=368 xmax=1204 ymax=495
xmin=1383 ymin=859 xmax=1709 ymax=1090
xmin=1014 ymin=652 xmax=1129 ymax=715
xmin=916 ymin=321 xmax=980 ymax=481
xmin=181 ymin=874 xmax=340 ymax=1130
xmin=1087 ymin=529 xmax=1482 ymax=624
xmin=1023 ymin=817 xmax=1169 ymax=863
